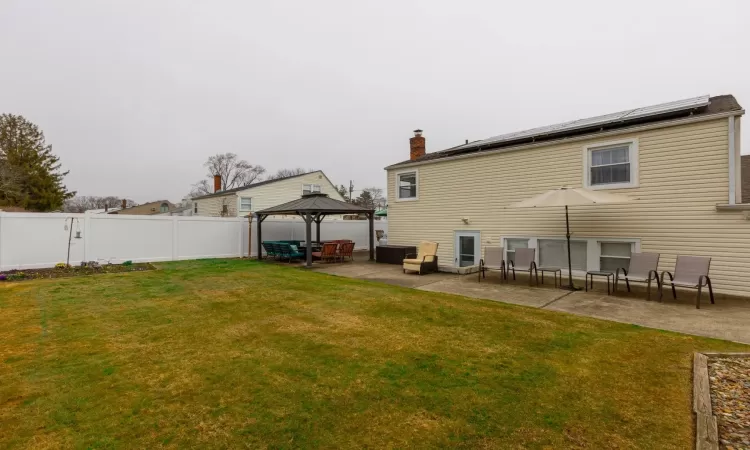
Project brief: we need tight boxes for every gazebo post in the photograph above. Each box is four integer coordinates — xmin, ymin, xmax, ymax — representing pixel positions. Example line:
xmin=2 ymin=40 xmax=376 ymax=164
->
xmin=256 ymin=214 xmax=266 ymax=260
xmin=314 ymin=213 xmax=324 ymax=244
xmin=304 ymin=211 xmax=313 ymax=268
xmin=368 ymin=211 xmax=375 ymax=261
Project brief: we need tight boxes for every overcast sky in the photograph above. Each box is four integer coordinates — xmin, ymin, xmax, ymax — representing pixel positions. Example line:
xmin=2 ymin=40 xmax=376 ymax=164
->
xmin=1 ymin=0 xmax=748 ymax=203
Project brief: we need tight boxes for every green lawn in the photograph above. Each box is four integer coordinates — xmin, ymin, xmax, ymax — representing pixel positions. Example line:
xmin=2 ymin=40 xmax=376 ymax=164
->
xmin=0 ymin=259 xmax=746 ymax=449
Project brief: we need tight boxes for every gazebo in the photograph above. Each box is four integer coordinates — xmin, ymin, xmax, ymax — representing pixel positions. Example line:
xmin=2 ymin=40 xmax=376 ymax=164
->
xmin=254 ymin=193 xmax=376 ymax=267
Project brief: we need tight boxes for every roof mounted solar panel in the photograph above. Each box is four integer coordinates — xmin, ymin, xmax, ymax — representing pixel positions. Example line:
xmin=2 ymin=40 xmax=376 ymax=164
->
xmin=454 ymin=95 xmax=710 ymax=151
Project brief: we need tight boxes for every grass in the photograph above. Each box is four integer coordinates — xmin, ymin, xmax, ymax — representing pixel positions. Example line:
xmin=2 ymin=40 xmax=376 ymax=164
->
xmin=0 ymin=259 xmax=746 ymax=449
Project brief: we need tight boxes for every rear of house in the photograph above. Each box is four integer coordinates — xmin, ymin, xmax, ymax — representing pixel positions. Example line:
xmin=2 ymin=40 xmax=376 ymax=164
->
xmin=385 ymin=95 xmax=750 ymax=297
xmin=192 ymin=171 xmax=344 ymax=217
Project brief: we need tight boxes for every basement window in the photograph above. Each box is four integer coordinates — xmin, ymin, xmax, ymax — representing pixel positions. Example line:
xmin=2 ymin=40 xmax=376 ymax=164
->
xmin=599 ymin=242 xmax=632 ymax=272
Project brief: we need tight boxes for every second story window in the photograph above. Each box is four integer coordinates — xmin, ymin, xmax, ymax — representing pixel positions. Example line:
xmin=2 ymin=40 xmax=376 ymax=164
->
xmin=240 ymin=197 xmax=252 ymax=211
xmin=584 ymin=140 xmax=638 ymax=190
xmin=397 ymin=171 xmax=418 ymax=200
xmin=303 ymin=184 xmax=321 ymax=195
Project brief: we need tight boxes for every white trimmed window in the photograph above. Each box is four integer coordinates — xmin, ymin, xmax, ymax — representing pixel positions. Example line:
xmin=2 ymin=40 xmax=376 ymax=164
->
xmin=584 ymin=139 xmax=638 ymax=189
xmin=505 ymin=238 xmax=529 ymax=264
xmin=193 ymin=202 xmax=198 ymax=214
xmin=303 ymin=184 xmax=321 ymax=195
xmin=502 ymin=236 xmax=639 ymax=274
xmin=397 ymin=171 xmax=418 ymax=200
xmin=599 ymin=242 xmax=632 ymax=272
xmin=239 ymin=197 xmax=252 ymax=212
xmin=538 ymin=239 xmax=587 ymax=270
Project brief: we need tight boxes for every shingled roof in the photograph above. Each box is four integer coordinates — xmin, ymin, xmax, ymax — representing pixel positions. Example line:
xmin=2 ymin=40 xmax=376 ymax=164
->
xmin=192 ymin=171 xmax=317 ymax=200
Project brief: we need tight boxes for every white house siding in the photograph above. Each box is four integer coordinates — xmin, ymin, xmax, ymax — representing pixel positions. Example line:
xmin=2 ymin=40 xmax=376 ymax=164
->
xmin=194 ymin=171 xmax=344 ymax=218
xmin=386 ymin=116 xmax=750 ymax=297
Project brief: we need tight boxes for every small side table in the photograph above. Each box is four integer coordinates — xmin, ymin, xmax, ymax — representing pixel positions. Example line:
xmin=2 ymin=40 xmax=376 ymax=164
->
xmin=539 ymin=267 xmax=562 ymax=288
xmin=586 ymin=270 xmax=614 ymax=295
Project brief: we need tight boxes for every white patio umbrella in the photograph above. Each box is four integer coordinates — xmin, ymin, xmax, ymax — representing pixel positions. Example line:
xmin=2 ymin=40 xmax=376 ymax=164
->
xmin=512 ymin=187 xmax=632 ymax=289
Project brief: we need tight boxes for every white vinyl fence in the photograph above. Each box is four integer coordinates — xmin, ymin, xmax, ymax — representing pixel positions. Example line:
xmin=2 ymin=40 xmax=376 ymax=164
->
xmin=0 ymin=212 xmax=387 ymax=270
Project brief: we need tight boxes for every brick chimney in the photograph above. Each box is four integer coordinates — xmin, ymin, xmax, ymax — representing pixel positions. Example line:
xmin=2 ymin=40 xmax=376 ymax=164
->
xmin=410 ymin=129 xmax=425 ymax=161
xmin=121 ymin=199 xmax=127 ymax=209
xmin=214 ymin=174 xmax=221 ymax=193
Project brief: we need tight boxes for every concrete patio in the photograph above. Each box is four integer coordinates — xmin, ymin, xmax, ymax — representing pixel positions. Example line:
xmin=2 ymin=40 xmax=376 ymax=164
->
xmin=309 ymin=255 xmax=750 ymax=344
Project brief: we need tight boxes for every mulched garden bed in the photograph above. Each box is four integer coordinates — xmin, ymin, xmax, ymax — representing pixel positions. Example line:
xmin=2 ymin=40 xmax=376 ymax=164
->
xmin=709 ymin=356 xmax=750 ymax=449
xmin=0 ymin=263 xmax=155 ymax=282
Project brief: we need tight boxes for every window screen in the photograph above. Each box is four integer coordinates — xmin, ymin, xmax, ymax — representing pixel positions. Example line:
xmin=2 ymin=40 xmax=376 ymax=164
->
xmin=590 ymin=144 xmax=631 ymax=185
xmin=398 ymin=172 xmax=417 ymax=199
xmin=600 ymin=242 xmax=632 ymax=272
xmin=538 ymin=239 xmax=587 ymax=270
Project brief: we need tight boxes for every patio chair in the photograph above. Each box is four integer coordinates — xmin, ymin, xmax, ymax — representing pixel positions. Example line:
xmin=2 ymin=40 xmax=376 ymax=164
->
xmin=478 ymin=246 xmax=506 ymax=283
xmin=403 ymin=241 xmax=439 ymax=275
xmin=312 ymin=242 xmax=339 ymax=263
xmin=338 ymin=242 xmax=355 ymax=262
xmin=614 ymin=252 xmax=661 ymax=300
xmin=262 ymin=241 xmax=277 ymax=260
xmin=659 ymin=256 xmax=714 ymax=309
xmin=271 ymin=242 xmax=285 ymax=260
xmin=278 ymin=243 xmax=304 ymax=262
xmin=508 ymin=248 xmax=538 ymax=286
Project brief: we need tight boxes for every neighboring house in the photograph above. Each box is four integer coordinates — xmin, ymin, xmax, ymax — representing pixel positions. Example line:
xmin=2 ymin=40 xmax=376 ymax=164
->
xmin=385 ymin=95 xmax=750 ymax=297
xmin=192 ymin=171 xmax=344 ymax=217
xmin=110 ymin=200 xmax=176 ymax=215
xmin=742 ymin=155 xmax=750 ymax=202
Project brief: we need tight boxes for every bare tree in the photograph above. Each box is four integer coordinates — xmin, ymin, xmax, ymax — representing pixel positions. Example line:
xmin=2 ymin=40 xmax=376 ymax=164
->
xmin=190 ymin=153 xmax=265 ymax=197
xmin=355 ymin=187 xmax=385 ymax=210
xmin=64 ymin=196 xmax=137 ymax=213
xmin=267 ymin=167 xmax=310 ymax=180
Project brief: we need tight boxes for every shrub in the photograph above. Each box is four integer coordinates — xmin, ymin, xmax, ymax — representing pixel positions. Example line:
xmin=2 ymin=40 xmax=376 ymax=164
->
xmin=123 ymin=260 xmax=133 ymax=266
xmin=0 ymin=274 xmax=6 ymax=281
xmin=55 ymin=263 xmax=68 ymax=269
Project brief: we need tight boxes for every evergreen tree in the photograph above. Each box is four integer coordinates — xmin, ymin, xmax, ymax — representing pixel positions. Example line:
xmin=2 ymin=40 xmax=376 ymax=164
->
xmin=0 ymin=114 xmax=74 ymax=210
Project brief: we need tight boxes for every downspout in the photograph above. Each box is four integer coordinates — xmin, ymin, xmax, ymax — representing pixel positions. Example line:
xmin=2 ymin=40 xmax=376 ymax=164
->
xmin=728 ymin=115 xmax=736 ymax=205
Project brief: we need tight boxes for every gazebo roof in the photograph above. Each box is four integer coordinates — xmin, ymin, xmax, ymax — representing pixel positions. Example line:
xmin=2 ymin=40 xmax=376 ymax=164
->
xmin=255 ymin=193 xmax=374 ymax=216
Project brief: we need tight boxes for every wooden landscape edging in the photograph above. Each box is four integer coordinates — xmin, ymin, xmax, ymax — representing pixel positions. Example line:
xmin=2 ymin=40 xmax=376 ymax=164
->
xmin=693 ymin=353 xmax=718 ymax=450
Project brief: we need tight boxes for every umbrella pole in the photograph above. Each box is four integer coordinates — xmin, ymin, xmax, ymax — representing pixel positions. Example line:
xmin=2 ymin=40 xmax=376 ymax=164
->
xmin=565 ymin=205 xmax=577 ymax=290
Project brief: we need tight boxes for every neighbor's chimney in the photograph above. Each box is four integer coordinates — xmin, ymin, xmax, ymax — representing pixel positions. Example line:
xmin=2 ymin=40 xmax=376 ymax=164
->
xmin=121 ymin=199 xmax=127 ymax=209
xmin=214 ymin=174 xmax=221 ymax=193
xmin=410 ymin=129 xmax=425 ymax=161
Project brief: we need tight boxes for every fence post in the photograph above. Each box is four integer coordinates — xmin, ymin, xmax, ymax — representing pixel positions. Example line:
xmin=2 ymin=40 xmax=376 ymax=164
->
xmin=83 ymin=214 xmax=91 ymax=263
xmin=239 ymin=217 xmax=246 ymax=257
xmin=0 ymin=212 xmax=3 ymax=270
xmin=172 ymin=216 xmax=179 ymax=261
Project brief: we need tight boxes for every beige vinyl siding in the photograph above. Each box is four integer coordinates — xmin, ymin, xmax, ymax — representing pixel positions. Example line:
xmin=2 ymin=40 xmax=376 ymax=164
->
xmin=387 ymin=117 xmax=750 ymax=297
xmin=194 ymin=195 xmax=237 ymax=217
xmin=193 ymin=171 xmax=344 ymax=218
xmin=239 ymin=172 xmax=344 ymax=214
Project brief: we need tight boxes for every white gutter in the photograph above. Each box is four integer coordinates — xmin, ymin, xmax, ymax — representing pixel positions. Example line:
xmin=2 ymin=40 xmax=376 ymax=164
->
xmin=728 ymin=115 xmax=736 ymax=205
